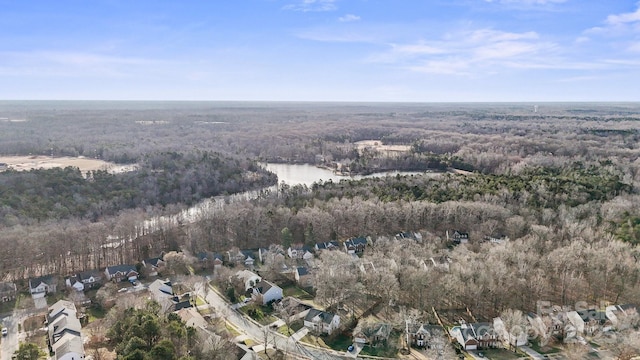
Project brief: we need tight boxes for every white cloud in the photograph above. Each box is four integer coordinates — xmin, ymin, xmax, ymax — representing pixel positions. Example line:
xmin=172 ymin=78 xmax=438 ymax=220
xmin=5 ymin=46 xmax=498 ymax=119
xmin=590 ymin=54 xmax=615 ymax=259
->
xmin=283 ymin=0 xmax=337 ymax=12
xmin=338 ymin=14 xmax=360 ymax=22
xmin=606 ymin=6 xmax=640 ymax=25
xmin=584 ymin=4 xmax=640 ymax=52
xmin=369 ymin=28 xmax=565 ymax=75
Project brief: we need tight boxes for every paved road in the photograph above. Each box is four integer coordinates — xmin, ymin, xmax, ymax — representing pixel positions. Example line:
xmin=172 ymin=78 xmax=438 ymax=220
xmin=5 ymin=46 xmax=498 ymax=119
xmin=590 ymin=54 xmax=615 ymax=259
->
xmin=0 ymin=308 xmax=41 ymax=360
xmin=196 ymin=283 xmax=351 ymax=360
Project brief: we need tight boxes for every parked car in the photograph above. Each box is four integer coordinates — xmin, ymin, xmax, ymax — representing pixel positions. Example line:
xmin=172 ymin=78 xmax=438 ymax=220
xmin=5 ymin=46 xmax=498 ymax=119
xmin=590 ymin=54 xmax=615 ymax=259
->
xmin=2 ymin=327 xmax=8 ymax=336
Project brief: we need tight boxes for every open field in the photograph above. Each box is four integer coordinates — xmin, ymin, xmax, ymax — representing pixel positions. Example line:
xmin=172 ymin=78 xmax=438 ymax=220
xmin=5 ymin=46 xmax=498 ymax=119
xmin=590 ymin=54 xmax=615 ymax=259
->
xmin=0 ymin=155 xmax=136 ymax=173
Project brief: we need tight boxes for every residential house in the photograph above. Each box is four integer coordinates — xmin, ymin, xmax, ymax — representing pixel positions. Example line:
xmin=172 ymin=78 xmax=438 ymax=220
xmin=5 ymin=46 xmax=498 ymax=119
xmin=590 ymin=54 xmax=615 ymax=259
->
xmin=275 ymin=297 xmax=312 ymax=323
xmin=47 ymin=300 xmax=84 ymax=360
xmin=567 ymin=309 xmax=611 ymax=336
xmin=29 ymin=274 xmax=57 ymax=299
xmin=527 ymin=312 xmax=564 ymax=343
xmin=227 ymin=249 xmax=256 ymax=267
xmin=252 ymin=280 xmax=283 ymax=305
xmin=142 ymin=257 xmax=165 ymax=276
xmin=235 ymin=270 xmax=262 ymax=291
xmin=494 ymin=317 xmax=527 ymax=347
xmin=394 ymin=232 xmax=423 ymax=242
xmin=344 ymin=237 xmax=368 ymax=254
xmin=405 ymin=322 xmax=444 ymax=349
xmin=605 ymin=304 xmax=638 ymax=330
xmin=304 ymin=308 xmax=340 ymax=335
xmin=104 ymin=264 xmax=138 ymax=282
xmin=353 ymin=321 xmax=392 ymax=347
xmin=294 ymin=267 xmax=314 ymax=288
xmin=0 ymin=282 xmax=17 ymax=302
xmin=65 ymin=270 xmax=102 ymax=292
xmin=196 ymin=251 xmax=223 ymax=270
xmin=450 ymin=323 xmax=499 ymax=350
xmin=148 ymin=279 xmax=175 ymax=311
xmin=484 ymin=234 xmax=509 ymax=244
xmin=287 ymin=244 xmax=314 ymax=260
xmin=65 ymin=275 xmax=85 ymax=292
xmin=176 ymin=307 xmax=208 ymax=329
xmin=314 ymin=241 xmax=340 ymax=252
xmin=446 ymin=230 xmax=469 ymax=244
xmin=212 ymin=253 xmax=224 ymax=269
xmin=148 ymin=279 xmax=195 ymax=312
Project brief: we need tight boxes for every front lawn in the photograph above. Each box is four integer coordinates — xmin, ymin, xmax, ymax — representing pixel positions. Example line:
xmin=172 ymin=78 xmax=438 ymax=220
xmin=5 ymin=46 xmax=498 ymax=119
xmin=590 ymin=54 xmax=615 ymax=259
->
xmin=300 ymin=334 xmax=331 ymax=349
xmin=476 ymin=348 xmax=522 ymax=360
xmin=530 ymin=339 xmax=562 ymax=354
xmin=240 ymin=304 xmax=278 ymax=325
xmin=321 ymin=333 xmax=354 ymax=352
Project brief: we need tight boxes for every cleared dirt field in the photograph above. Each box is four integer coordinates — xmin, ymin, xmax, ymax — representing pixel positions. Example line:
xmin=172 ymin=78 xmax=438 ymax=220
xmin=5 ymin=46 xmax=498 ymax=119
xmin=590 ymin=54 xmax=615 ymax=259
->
xmin=0 ymin=156 xmax=136 ymax=173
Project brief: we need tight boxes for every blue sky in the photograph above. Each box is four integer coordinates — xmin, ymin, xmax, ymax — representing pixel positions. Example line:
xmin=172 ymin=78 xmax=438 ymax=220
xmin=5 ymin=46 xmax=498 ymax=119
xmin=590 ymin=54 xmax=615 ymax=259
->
xmin=1 ymin=0 xmax=639 ymax=101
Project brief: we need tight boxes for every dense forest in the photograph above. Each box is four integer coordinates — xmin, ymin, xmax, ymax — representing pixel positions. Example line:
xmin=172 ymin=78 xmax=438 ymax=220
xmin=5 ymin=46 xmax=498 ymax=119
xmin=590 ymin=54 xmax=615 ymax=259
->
xmin=0 ymin=151 xmax=275 ymax=224
xmin=2 ymin=101 xmax=640 ymax=322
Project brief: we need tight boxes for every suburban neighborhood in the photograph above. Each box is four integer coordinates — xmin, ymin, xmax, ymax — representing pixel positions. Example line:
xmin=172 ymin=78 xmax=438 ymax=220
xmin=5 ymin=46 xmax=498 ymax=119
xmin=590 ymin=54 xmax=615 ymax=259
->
xmin=0 ymin=229 xmax=638 ymax=360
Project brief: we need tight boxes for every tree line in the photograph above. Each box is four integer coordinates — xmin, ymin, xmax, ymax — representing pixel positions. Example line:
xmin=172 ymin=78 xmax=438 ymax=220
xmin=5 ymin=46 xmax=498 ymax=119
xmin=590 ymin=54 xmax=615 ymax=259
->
xmin=0 ymin=151 xmax=276 ymax=225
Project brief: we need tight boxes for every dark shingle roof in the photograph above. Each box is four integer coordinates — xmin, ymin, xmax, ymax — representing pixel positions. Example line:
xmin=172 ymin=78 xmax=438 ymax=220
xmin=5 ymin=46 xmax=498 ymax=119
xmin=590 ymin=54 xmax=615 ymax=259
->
xmin=297 ymin=267 xmax=309 ymax=276
xmin=305 ymin=308 xmax=336 ymax=324
xmin=105 ymin=264 xmax=137 ymax=275
xmin=29 ymin=274 xmax=54 ymax=289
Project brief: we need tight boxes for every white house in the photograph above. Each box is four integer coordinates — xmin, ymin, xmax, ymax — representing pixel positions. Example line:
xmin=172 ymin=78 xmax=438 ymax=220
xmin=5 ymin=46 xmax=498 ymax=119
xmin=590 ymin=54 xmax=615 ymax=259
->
xmin=64 ymin=270 xmax=102 ymax=292
xmin=235 ymin=270 xmax=262 ymax=291
xmin=287 ymin=244 xmax=314 ymax=260
xmin=450 ymin=323 xmax=499 ymax=350
xmin=29 ymin=275 xmax=57 ymax=299
xmin=252 ymin=280 xmax=283 ymax=305
xmin=47 ymin=300 xmax=85 ymax=360
xmin=142 ymin=257 xmax=165 ymax=276
xmin=493 ymin=317 xmax=527 ymax=347
xmin=304 ymin=309 xmax=340 ymax=335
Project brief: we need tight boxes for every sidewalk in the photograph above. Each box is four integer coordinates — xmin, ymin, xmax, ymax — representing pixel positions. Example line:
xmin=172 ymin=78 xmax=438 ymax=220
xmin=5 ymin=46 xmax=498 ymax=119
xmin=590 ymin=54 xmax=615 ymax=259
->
xmin=290 ymin=327 xmax=309 ymax=342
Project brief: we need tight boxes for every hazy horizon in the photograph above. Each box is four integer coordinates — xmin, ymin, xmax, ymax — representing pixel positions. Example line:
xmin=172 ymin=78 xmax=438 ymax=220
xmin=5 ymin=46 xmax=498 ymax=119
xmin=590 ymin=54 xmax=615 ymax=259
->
xmin=2 ymin=1 xmax=640 ymax=102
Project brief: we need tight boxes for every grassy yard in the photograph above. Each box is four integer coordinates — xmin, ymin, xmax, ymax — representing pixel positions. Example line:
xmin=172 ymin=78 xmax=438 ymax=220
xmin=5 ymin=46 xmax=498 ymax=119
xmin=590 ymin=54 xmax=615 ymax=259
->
xmin=277 ymin=320 xmax=304 ymax=336
xmin=195 ymin=296 xmax=206 ymax=306
xmin=282 ymin=285 xmax=314 ymax=300
xmin=0 ymin=299 xmax=16 ymax=313
xmin=530 ymin=340 xmax=562 ymax=354
xmin=240 ymin=304 xmax=278 ymax=325
xmin=86 ymin=305 xmax=108 ymax=322
xmin=300 ymin=334 xmax=331 ymax=349
xmin=476 ymin=348 xmax=523 ymax=360
xmin=321 ymin=333 xmax=354 ymax=352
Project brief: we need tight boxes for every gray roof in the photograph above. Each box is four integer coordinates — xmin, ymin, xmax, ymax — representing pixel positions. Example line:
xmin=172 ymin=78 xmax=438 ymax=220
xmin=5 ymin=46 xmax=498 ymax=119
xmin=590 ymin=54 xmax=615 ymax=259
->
xmin=305 ymin=308 xmax=336 ymax=324
xmin=78 ymin=270 xmax=101 ymax=281
xmin=144 ymin=257 xmax=163 ymax=267
xmin=29 ymin=274 xmax=55 ymax=289
xmin=255 ymin=280 xmax=280 ymax=294
xmin=105 ymin=264 xmax=137 ymax=275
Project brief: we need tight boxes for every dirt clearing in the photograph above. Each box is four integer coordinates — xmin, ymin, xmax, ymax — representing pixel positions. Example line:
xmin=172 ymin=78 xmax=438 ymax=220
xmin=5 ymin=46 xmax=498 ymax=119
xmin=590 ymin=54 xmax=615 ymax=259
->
xmin=0 ymin=156 xmax=137 ymax=173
